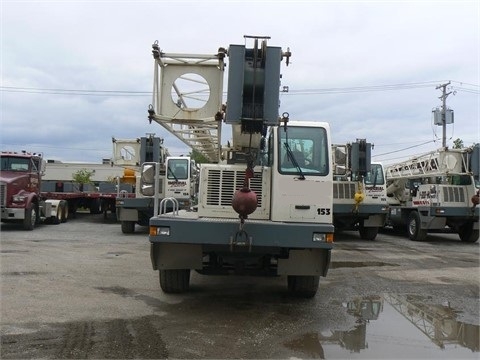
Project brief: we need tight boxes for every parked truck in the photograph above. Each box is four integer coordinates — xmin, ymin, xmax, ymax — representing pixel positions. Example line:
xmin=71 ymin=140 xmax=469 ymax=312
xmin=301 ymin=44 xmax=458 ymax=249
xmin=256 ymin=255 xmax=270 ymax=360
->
xmin=385 ymin=144 xmax=479 ymax=242
xmin=332 ymin=139 xmax=389 ymax=240
xmin=0 ymin=151 xmax=111 ymax=229
xmin=143 ymin=36 xmax=334 ymax=298
xmin=115 ymin=135 xmax=197 ymax=233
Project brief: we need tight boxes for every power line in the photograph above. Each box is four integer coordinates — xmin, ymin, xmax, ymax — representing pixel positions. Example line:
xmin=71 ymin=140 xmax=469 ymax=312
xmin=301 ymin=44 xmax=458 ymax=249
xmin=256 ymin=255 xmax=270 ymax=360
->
xmin=372 ymin=139 xmax=437 ymax=157
xmin=0 ymin=86 xmax=150 ymax=97
xmin=2 ymin=80 xmax=477 ymax=97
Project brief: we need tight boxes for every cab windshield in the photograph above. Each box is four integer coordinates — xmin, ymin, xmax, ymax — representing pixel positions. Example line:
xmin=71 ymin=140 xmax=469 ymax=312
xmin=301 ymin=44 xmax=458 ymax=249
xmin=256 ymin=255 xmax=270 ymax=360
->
xmin=364 ymin=163 xmax=385 ymax=185
xmin=278 ymin=126 xmax=329 ymax=176
xmin=167 ymin=158 xmax=189 ymax=180
xmin=0 ymin=157 xmax=30 ymax=172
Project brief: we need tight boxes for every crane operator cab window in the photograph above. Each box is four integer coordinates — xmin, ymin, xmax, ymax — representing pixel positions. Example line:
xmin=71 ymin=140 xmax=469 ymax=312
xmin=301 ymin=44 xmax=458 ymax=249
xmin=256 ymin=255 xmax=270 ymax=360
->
xmin=277 ymin=126 xmax=329 ymax=176
xmin=167 ymin=158 xmax=189 ymax=180
xmin=363 ymin=163 xmax=385 ymax=185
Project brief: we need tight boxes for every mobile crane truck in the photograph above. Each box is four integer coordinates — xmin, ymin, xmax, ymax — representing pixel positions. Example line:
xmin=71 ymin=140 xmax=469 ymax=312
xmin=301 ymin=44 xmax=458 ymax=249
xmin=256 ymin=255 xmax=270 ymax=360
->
xmin=385 ymin=144 xmax=479 ymax=242
xmin=114 ymin=135 xmax=197 ymax=233
xmin=332 ymin=139 xmax=388 ymax=240
xmin=143 ymin=36 xmax=334 ymax=298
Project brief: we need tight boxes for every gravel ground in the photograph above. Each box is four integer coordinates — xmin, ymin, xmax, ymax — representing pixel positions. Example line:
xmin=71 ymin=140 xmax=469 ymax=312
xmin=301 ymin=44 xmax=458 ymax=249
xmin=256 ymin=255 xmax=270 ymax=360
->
xmin=1 ymin=213 xmax=479 ymax=359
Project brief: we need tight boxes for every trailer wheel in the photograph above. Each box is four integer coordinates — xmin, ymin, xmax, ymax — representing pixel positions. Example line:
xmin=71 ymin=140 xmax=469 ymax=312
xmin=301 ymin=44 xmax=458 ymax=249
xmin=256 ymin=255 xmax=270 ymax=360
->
xmin=121 ymin=221 xmax=135 ymax=234
xmin=459 ymin=222 xmax=479 ymax=243
xmin=407 ymin=212 xmax=427 ymax=241
xmin=287 ymin=275 xmax=320 ymax=298
xmin=89 ymin=198 xmax=101 ymax=214
xmin=61 ymin=201 xmax=69 ymax=223
xmin=159 ymin=269 xmax=190 ymax=293
xmin=359 ymin=224 xmax=378 ymax=240
xmin=52 ymin=203 xmax=63 ymax=225
xmin=23 ymin=203 xmax=37 ymax=231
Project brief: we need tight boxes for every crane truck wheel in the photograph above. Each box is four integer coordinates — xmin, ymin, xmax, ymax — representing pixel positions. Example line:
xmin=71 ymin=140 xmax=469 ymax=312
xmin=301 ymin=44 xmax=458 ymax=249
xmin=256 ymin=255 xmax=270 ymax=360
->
xmin=23 ymin=203 xmax=37 ymax=231
xmin=121 ymin=221 xmax=135 ymax=234
xmin=359 ymin=224 xmax=378 ymax=240
xmin=159 ymin=269 xmax=190 ymax=293
xmin=287 ymin=275 xmax=320 ymax=298
xmin=458 ymin=222 xmax=479 ymax=243
xmin=407 ymin=212 xmax=427 ymax=241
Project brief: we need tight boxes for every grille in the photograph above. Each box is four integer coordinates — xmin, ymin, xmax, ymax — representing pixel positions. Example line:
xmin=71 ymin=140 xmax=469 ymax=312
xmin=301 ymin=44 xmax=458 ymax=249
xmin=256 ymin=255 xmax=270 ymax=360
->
xmin=0 ymin=183 xmax=5 ymax=207
xmin=333 ymin=183 xmax=356 ymax=199
xmin=206 ymin=169 xmax=263 ymax=207
xmin=442 ymin=186 xmax=465 ymax=203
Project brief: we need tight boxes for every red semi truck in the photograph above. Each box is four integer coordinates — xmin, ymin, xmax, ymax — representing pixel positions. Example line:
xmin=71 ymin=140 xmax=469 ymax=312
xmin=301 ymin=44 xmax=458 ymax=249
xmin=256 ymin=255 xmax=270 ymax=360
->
xmin=0 ymin=150 xmax=117 ymax=230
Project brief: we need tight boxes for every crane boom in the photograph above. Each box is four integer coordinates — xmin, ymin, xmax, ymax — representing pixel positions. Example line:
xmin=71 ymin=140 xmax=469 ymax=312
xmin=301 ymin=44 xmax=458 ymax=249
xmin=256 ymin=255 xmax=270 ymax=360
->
xmin=385 ymin=147 xmax=469 ymax=179
xmin=147 ymin=42 xmax=226 ymax=162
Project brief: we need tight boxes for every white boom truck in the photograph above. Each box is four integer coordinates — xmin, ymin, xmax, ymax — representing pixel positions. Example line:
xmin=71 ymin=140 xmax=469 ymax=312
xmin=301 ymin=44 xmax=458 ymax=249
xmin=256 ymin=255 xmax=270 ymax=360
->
xmin=114 ymin=135 xmax=197 ymax=233
xmin=385 ymin=144 xmax=479 ymax=242
xmin=143 ymin=36 xmax=334 ymax=298
xmin=332 ymin=139 xmax=388 ymax=240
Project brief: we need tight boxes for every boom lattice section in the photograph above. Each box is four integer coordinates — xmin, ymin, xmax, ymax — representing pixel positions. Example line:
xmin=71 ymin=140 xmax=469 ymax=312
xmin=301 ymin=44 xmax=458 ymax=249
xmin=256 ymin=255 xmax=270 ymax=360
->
xmin=386 ymin=148 xmax=467 ymax=179
xmin=147 ymin=42 xmax=227 ymax=163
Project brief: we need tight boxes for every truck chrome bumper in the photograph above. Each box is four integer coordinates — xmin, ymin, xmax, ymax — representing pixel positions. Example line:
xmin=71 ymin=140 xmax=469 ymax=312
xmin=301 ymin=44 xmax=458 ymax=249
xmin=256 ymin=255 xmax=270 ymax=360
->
xmin=1 ymin=207 xmax=25 ymax=220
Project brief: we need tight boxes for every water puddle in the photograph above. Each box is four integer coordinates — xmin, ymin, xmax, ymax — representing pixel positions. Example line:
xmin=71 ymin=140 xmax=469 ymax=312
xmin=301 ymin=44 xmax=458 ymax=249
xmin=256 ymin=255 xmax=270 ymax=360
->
xmin=284 ymin=294 xmax=479 ymax=358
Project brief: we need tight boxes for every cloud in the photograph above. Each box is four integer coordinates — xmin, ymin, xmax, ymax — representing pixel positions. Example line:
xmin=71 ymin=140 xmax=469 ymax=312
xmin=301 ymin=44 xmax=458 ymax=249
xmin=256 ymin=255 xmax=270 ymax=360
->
xmin=1 ymin=1 xmax=478 ymax=165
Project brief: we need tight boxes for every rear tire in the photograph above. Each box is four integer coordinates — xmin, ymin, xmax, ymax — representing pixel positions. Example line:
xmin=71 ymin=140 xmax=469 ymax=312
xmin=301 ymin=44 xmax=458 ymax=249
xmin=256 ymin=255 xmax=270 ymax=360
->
xmin=90 ymin=198 xmax=101 ymax=214
xmin=52 ymin=202 xmax=63 ymax=225
xmin=407 ymin=212 xmax=427 ymax=241
xmin=159 ymin=269 xmax=190 ymax=293
xmin=121 ymin=221 xmax=135 ymax=234
xmin=61 ymin=201 xmax=69 ymax=223
xmin=287 ymin=275 xmax=320 ymax=298
xmin=459 ymin=222 xmax=479 ymax=243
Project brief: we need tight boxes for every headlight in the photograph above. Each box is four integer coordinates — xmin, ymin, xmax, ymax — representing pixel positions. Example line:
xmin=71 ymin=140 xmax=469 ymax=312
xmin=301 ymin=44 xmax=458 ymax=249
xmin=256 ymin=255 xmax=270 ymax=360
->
xmin=313 ymin=232 xmax=334 ymax=243
xmin=313 ymin=233 xmax=325 ymax=242
xmin=150 ymin=226 xmax=170 ymax=236
xmin=12 ymin=195 xmax=27 ymax=203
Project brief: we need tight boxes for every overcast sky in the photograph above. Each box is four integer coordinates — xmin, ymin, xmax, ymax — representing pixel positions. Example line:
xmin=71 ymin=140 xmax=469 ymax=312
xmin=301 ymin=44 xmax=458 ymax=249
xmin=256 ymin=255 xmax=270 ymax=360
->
xmin=1 ymin=0 xmax=479 ymax=166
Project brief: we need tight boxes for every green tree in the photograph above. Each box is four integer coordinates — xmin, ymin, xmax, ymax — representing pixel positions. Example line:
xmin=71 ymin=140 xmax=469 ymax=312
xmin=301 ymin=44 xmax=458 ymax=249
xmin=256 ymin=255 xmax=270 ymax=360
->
xmin=453 ymin=138 xmax=464 ymax=149
xmin=189 ymin=149 xmax=209 ymax=164
xmin=72 ymin=169 xmax=94 ymax=185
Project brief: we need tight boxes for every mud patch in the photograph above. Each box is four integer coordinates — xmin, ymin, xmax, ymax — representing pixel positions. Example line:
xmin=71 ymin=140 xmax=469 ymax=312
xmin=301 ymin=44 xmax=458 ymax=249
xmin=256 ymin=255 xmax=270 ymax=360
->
xmin=104 ymin=251 xmax=132 ymax=258
xmin=0 ymin=316 xmax=168 ymax=359
xmin=3 ymin=271 xmax=45 ymax=276
xmin=330 ymin=261 xmax=398 ymax=269
xmin=95 ymin=286 xmax=166 ymax=312
xmin=0 ymin=250 xmax=29 ymax=254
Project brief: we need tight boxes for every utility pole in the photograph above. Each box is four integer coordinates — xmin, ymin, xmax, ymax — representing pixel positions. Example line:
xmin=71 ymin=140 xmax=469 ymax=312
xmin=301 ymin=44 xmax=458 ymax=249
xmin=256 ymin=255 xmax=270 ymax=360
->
xmin=436 ymin=81 xmax=451 ymax=148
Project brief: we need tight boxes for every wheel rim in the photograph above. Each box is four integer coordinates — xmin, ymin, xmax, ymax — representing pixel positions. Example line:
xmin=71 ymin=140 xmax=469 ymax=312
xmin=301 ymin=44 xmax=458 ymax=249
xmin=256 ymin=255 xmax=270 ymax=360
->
xmin=408 ymin=218 xmax=416 ymax=236
xmin=30 ymin=207 xmax=37 ymax=227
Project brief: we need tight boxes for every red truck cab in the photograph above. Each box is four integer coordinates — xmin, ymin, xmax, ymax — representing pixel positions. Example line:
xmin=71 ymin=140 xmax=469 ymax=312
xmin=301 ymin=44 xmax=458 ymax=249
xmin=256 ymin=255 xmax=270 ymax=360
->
xmin=1 ymin=151 xmax=44 ymax=230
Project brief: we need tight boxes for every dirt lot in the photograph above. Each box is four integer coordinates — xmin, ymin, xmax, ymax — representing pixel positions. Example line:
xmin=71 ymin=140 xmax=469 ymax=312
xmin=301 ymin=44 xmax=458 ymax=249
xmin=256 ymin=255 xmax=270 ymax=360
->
xmin=1 ymin=213 xmax=479 ymax=359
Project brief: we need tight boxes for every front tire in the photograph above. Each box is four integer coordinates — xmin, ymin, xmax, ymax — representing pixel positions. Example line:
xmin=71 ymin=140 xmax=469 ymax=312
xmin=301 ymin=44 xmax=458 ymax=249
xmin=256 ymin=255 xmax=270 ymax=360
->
xmin=359 ymin=224 xmax=378 ymax=240
xmin=287 ymin=275 xmax=320 ymax=298
xmin=121 ymin=221 xmax=135 ymax=234
xmin=459 ymin=222 xmax=479 ymax=243
xmin=408 ymin=211 xmax=427 ymax=241
xmin=23 ymin=203 xmax=37 ymax=231
xmin=159 ymin=269 xmax=190 ymax=293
